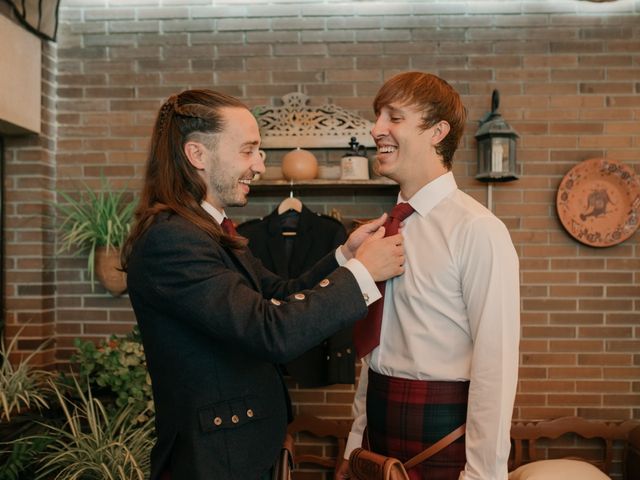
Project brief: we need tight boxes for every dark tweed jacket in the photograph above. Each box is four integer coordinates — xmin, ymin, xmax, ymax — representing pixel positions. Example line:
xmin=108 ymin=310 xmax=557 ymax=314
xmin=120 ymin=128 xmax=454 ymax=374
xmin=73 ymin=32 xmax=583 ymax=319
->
xmin=126 ymin=212 xmax=366 ymax=480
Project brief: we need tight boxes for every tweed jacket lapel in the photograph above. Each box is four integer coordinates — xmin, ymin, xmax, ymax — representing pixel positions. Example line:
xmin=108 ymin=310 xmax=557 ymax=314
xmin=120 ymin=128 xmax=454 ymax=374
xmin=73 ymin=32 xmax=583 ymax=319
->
xmin=222 ymin=244 xmax=261 ymax=292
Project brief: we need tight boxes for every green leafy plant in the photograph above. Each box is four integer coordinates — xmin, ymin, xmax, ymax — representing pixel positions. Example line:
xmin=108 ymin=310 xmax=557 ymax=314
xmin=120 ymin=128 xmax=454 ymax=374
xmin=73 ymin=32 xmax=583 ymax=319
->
xmin=0 ymin=330 xmax=52 ymax=423
xmin=53 ymin=176 xmax=134 ymax=288
xmin=34 ymin=377 xmax=154 ymax=480
xmin=71 ymin=327 xmax=153 ymax=422
xmin=0 ymin=434 xmax=53 ymax=480
xmin=0 ymin=329 xmax=56 ymax=478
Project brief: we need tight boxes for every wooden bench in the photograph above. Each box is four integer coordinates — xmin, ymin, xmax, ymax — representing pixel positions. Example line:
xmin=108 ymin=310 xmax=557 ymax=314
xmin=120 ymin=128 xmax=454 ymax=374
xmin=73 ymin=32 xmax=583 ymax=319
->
xmin=510 ymin=416 xmax=638 ymax=477
xmin=287 ymin=415 xmax=640 ymax=479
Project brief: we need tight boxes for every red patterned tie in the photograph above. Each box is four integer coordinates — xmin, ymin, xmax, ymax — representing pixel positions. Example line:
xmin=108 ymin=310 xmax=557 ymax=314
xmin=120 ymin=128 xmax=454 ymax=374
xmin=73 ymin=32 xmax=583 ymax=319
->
xmin=221 ymin=217 xmax=237 ymax=236
xmin=353 ymin=202 xmax=415 ymax=358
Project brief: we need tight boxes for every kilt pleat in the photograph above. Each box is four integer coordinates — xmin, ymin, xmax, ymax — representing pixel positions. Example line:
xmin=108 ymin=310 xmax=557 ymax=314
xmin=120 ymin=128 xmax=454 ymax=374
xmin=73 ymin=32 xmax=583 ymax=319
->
xmin=366 ymin=369 xmax=469 ymax=480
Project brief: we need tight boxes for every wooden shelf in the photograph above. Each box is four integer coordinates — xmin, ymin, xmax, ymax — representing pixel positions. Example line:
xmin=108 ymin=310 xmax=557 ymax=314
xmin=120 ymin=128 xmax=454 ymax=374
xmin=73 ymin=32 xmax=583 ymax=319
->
xmin=252 ymin=178 xmax=397 ymax=189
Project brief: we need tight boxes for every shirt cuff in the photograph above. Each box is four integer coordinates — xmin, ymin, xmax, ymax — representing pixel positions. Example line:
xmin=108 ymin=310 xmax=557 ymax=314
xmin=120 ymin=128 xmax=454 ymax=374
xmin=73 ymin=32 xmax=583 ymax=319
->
xmin=343 ymin=432 xmax=364 ymax=460
xmin=335 ymin=245 xmax=349 ymax=265
xmin=343 ymin=258 xmax=382 ymax=307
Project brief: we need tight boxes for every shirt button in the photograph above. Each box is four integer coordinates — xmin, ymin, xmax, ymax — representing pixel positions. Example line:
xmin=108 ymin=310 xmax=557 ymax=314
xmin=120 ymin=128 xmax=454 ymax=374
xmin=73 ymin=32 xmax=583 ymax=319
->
xmin=319 ymin=279 xmax=330 ymax=287
xmin=246 ymin=409 xmax=254 ymax=418
xmin=231 ymin=415 xmax=239 ymax=424
xmin=294 ymin=293 xmax=305 ymax=300
xmin=213 ymin=416 xmax=222 ymax=426
xmin=270 ymin=298 xmax=281 ymax=306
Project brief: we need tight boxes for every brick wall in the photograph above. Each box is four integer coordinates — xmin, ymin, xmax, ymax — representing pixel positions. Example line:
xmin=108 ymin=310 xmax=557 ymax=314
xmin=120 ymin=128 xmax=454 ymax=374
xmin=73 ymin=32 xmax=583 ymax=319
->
xmin=4 ymin=0 xmax=640 ymax=478
xmin=3 ymin=34 xmax=57 ymax=366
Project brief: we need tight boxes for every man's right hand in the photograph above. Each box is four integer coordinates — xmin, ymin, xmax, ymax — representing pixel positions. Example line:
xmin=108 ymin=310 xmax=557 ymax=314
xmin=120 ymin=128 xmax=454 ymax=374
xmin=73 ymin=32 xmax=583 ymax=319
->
xmin=334 ymin=458 xmax=351 ymax=479
xmin=355 ymin=227 xmax=404 ymax=282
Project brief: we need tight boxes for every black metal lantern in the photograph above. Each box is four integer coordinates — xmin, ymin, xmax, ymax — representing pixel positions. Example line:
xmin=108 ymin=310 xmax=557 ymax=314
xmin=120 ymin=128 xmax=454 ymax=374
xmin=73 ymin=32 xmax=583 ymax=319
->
xmin=475 ymin=90 xmax=519 ymax=182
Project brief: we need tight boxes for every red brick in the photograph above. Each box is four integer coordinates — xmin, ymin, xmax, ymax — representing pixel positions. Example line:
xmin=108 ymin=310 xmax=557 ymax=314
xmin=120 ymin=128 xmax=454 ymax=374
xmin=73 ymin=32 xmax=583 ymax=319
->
xmin=4 ymin=3 xmax=640 ymax=433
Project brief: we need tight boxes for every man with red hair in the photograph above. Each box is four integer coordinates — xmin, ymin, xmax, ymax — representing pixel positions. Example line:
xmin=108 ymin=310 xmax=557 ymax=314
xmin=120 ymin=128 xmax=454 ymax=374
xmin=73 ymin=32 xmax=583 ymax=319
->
xmin=337 ymin=72 xmax=520 ymax=480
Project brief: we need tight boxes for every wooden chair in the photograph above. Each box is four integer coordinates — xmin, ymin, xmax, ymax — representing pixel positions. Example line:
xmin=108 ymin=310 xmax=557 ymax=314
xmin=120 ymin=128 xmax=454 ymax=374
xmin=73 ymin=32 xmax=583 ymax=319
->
xmin=286 ymin=414 xmax=352 ymax=474
xmin=510 ymin=416 xmax=637 ymax=476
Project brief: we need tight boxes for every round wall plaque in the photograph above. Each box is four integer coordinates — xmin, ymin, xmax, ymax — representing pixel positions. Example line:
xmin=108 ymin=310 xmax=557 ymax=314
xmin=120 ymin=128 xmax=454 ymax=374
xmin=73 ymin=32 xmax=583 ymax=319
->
xmin=556 ymin=158 xmax=639 ymax=247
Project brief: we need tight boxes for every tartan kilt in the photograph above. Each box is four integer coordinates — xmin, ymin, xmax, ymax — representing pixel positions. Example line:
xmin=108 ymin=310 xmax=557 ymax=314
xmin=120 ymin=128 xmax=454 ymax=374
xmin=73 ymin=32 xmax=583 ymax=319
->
xmin=365 ymin=369 xmax=469 ymax=480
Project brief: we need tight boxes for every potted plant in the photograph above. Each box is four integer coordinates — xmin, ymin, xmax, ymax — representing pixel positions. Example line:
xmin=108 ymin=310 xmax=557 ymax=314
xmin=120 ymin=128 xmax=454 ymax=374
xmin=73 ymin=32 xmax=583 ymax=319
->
xmin=0 ymin=329 xmax=55 ymax=479
xmin=71 ymin=326 xmax=154 ymax=422
xmin=0 ymin=330 xmax=52 ymax=425
xmin=1 ymin=327 xmax=155 ymax=479
xmin=33 ymin=377 xmax=155 ymax=480
xmin=53 ymin=177 xmax=135 ymax=296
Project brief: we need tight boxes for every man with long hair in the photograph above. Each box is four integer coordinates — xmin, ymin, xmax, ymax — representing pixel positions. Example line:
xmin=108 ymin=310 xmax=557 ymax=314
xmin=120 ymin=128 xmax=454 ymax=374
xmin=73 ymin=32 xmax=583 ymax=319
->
xmin=121 ymin=89 xmax=406 ymax=479
xmin=336 ymin=72 xmax=520 ymax=480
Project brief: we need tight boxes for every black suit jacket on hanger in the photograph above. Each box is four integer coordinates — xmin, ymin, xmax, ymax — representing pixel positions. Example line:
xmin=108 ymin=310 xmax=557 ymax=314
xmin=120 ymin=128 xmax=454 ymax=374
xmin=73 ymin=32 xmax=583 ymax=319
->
xmin=237 ymin=205 xmax=356 ymax=387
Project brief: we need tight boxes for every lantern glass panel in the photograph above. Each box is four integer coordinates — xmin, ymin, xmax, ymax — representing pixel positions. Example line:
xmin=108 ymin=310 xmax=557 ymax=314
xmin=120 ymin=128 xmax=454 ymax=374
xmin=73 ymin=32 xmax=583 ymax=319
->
xmin=479 ymin=138 xmax=491 ymax=175
xmin=491 ymin=137 xmax=510 ymax=174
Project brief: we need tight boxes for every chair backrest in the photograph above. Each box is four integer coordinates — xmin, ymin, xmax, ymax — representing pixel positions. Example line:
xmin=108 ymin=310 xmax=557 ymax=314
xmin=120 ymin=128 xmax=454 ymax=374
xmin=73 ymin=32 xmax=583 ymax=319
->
xmin=625 ymin=425 xmax=640 ymax=480
xmin=287 ymin=414 xmax=352 ymax=471
xmin=510 ymin=416 xmax=637 ymax=475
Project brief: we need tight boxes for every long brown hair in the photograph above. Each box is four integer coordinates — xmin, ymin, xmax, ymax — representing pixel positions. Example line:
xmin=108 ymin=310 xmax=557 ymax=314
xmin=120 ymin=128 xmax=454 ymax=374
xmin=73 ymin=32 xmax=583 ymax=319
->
xmin=121 ymin=89 xmax=248 ymax=270
xmin=373 ymin=71 xmax=467 ymax=170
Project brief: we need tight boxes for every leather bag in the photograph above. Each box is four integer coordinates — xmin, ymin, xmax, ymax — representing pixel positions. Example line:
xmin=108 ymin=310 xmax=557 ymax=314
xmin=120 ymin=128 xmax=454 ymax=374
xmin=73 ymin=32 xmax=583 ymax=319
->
xmin=349 ymin=448 xmax=410 ymax=480
xmin=348 ymin=424 xmax=466 ymax=480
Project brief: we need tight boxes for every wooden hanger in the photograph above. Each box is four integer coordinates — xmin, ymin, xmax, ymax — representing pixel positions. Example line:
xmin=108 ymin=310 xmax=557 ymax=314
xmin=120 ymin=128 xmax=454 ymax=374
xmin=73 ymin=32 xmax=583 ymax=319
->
xmin=277 ymin=182 xmax=302 ymax=215
xmin=277 ymin=182 xmax=302 ymax=236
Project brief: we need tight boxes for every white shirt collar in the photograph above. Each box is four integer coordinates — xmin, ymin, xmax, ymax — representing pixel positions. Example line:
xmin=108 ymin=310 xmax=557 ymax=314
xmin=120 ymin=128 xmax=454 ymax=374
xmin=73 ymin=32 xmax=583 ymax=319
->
xmin=399 ymin=171 xmax=457 ymax=218
xmin=201 ymin=201 xmax=226 ymax=225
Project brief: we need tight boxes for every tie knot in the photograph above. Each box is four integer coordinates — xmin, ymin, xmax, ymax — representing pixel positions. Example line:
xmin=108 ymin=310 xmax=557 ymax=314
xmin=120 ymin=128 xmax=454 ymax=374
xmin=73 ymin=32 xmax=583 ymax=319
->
xmin=390 ymin=202 xmax=415 ymax=222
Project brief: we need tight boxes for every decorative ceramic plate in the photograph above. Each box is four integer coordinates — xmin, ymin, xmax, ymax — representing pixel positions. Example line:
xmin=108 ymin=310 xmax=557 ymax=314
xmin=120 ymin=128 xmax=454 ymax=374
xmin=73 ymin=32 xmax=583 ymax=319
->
xmin=556 ymin=158 xmax=640 ymax=247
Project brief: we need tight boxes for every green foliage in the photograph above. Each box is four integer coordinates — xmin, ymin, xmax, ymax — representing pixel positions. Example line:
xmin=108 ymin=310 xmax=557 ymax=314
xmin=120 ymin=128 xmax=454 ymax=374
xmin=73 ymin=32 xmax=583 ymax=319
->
xmin=0 ymin=434 xmax=53 ymax=480
xmin=1 ymin=328 xmax=155 ymax=479
xmin=53 ymin=176 xmax=135 ymax=288
xmin=71 ymin=327 xmax=153 ymax=422
xmin=34 ymin=377 xmax=154 ymax=480
xmin=0 ymin=331 xmax=52 ymax=423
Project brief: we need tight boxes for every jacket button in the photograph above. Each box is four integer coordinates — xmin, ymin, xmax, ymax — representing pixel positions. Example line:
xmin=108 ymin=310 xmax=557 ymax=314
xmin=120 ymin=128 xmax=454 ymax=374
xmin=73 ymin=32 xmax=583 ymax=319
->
xmin=319 ymin=279 xmax=330 ymax=287
xmin=246 ymin=409 xmax=254 ymax=418
xmin=363 ymin=293 xmax=369 ymax=302
xmin=231 ymin=415 xmax=239 ymax=424
xmin=294 ymin=293 xmax=305 ymax=300
xmin=213 ymin=416 xmax=222 ymax=426
xmin=337 ymin=352 xmax=342 ymax=357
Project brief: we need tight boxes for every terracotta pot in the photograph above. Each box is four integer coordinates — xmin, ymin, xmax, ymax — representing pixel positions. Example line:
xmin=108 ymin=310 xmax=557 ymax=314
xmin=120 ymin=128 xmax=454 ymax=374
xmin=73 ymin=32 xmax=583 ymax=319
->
xmin=281 ymin=148 xmax=318 ymax=181
xmin=94 ymin=246 xmax=127 ymax=297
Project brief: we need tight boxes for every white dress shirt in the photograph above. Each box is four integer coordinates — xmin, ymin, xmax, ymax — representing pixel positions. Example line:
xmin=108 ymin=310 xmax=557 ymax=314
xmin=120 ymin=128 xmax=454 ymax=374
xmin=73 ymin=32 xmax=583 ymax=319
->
xmin=202 ymin=201 xmax=381 ymax=307
xmin=344 ymin=172 xmax=520 ymax=480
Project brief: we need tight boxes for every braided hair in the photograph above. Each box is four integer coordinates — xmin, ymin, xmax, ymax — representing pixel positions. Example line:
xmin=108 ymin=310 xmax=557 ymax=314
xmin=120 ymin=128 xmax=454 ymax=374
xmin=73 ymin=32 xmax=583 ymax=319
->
xmin=121 ymin=89 xmax=248 ymax=270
